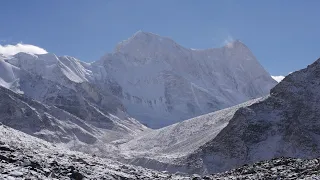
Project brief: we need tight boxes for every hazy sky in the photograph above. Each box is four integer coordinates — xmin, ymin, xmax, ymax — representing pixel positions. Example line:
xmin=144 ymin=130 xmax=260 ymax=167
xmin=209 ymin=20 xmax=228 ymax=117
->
xmin=0 ymin=0 xmax=319 ymax=76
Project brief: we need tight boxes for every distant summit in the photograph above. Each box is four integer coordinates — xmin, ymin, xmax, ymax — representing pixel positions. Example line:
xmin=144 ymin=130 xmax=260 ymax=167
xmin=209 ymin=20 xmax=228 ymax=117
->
xmin=100 ymin=31 xmax=277 ymax=128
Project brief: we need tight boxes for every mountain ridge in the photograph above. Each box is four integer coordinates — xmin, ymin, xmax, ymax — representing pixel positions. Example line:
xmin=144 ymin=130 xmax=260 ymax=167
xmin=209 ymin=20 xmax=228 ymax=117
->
xmin=2 ymin=31 xmax=320 ymax=177
xmin=112 ymin=56 xmax=320 ymax=175
xmin=97 ymin=31 xmax=277 ymax=127
xmin=0 ymin=31 xmax=277 ymax=128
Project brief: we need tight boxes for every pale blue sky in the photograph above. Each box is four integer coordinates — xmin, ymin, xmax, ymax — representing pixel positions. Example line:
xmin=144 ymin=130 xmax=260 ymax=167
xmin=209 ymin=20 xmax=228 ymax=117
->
xmin=0 ymin=0 xmax=319 ymax=76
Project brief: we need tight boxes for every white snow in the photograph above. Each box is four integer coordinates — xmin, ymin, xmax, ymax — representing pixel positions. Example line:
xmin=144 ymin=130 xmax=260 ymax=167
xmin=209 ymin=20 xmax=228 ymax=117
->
xmin=0 ymin=59 xmax=22 ymax=93
xmin=1 ymin=32 xmax=277 ymax=128
xmin=2 ymin=31 xmax=320 ymax=177
xmin=95 ymin=31 xmax=277 ymax=128
xmin=119 ymin=97 xmax=266 ymax=162
xmin=0 ymin=125 xmax=190 ymax=179
xmin=272 ymin=75 xmax=285 ymax=82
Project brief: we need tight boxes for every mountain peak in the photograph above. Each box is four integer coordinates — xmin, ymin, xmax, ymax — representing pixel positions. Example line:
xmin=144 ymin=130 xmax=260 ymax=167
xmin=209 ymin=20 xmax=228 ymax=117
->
xmin=223 ymin=39 xmax=247 ymax=49
xmin=132 ymin=30 xmax=160 ymax=38
xmin=114 ymin=31 xmax=176 ymax=53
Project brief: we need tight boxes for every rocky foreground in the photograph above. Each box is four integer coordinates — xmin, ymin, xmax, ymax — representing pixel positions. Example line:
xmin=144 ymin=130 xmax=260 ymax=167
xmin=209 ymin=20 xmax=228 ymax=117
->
xmin=0 ymin=123 xmax=320 ymax=179
xmin=208 ymin=157 xmax=320 ymax=180
xmin=0 ymin=124 xmax=186 ymax=180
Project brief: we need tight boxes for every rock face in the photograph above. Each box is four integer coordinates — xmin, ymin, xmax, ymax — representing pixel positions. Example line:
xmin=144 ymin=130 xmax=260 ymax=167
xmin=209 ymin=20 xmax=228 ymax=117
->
xmin=184 ymin=58 xmax=320 ymax=174
xmin=208 ymin=157 xmax=320 ymax=179
xmin=96 ymin=31 xmax=277 ymax=128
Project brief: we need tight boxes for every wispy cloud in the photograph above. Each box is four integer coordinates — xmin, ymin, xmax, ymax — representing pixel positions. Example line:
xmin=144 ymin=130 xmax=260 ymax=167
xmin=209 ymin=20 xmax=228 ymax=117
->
xmin=223 ymin=35 xmax=235 ymax=48
xmin=271 ymin=75 xmax=285 ymax=82
xmin=0 ymin=43 xmax=47 ymax=56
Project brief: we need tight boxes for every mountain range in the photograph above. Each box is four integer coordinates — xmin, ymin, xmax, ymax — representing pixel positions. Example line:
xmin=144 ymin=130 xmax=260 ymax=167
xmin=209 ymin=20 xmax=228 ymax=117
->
xmin=1 ymin=31 xmax=319 ymax=178
xmin=0 ymin=31 xmax=277 ymax=128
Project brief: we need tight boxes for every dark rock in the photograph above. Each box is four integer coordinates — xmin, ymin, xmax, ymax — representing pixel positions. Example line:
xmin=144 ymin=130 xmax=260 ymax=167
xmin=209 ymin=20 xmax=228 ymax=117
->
xmin=50 ymin=160 xmax=59 ymax=167
xmin=0 ymin=154 xmax=17 ymax=163
xmin=68 ymin=165 xmax=76 ymax=171
xmin=73 ymin=158 xmax=89 ymax=165
xmin=120 ymin=165 xmax=129 ymax=169
xmin=0 ymin=145 xmax=14 ymax=152
xmin=192 ymin=177 xmax=201 ymax=180
xmin=25 ymin=161 xmax=41 ymax=171
xmin=58 ymin=153 xmax=65 ymax=157
xmin=70 ymin=171 xmax=84 ymax=180
xmin=202 ymin=176 xmax=212 ymax=180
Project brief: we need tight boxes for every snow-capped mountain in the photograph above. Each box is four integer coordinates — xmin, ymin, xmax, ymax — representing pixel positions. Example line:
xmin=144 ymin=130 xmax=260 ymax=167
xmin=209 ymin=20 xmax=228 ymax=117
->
xmin=96 ymin=31 xmax=277 ymax=128
xmin=0 ymin=31 xmax=283 ymax=176
xmin=119 ymin=57 xmax=320 ymax=174
xmin=0 ymin=55 xmax=148 ymax=147
xmin=1 ymin=31 xmax=277 ymax=128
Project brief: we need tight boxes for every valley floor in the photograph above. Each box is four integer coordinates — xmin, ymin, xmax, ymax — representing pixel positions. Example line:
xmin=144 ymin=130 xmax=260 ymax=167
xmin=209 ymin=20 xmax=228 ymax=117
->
xmin=0 ymin=124 xmax=188 ymax=180
xmin=1 ymin=124 xmax=320 ymax=179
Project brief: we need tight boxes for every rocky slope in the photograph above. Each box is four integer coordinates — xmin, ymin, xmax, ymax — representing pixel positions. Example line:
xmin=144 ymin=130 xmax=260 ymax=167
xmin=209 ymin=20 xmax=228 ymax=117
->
xmin=0 ymin=55 xmax=148 ymax=145
xmin=183 ymin=58 xmax=320 ymax=174
xmin=118 ymin=58 xmax=320 ymax=175
xmin=0 ymin=124 xmax=188 ymax=180
xmin=208 ymin=157 xmax=320 ymax=179
xmin=1 ymin=124 xmax=319 ymax=179
xmin=119 ymin=98 xmax=265 ymax=171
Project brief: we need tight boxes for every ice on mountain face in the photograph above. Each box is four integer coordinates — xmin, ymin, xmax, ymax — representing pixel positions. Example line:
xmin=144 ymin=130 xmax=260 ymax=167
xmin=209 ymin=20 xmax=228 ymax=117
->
xmin=0 ymin=59 xmax=22 ymax=93
xmin=97 ymin=31 xmax=277 ymax=128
